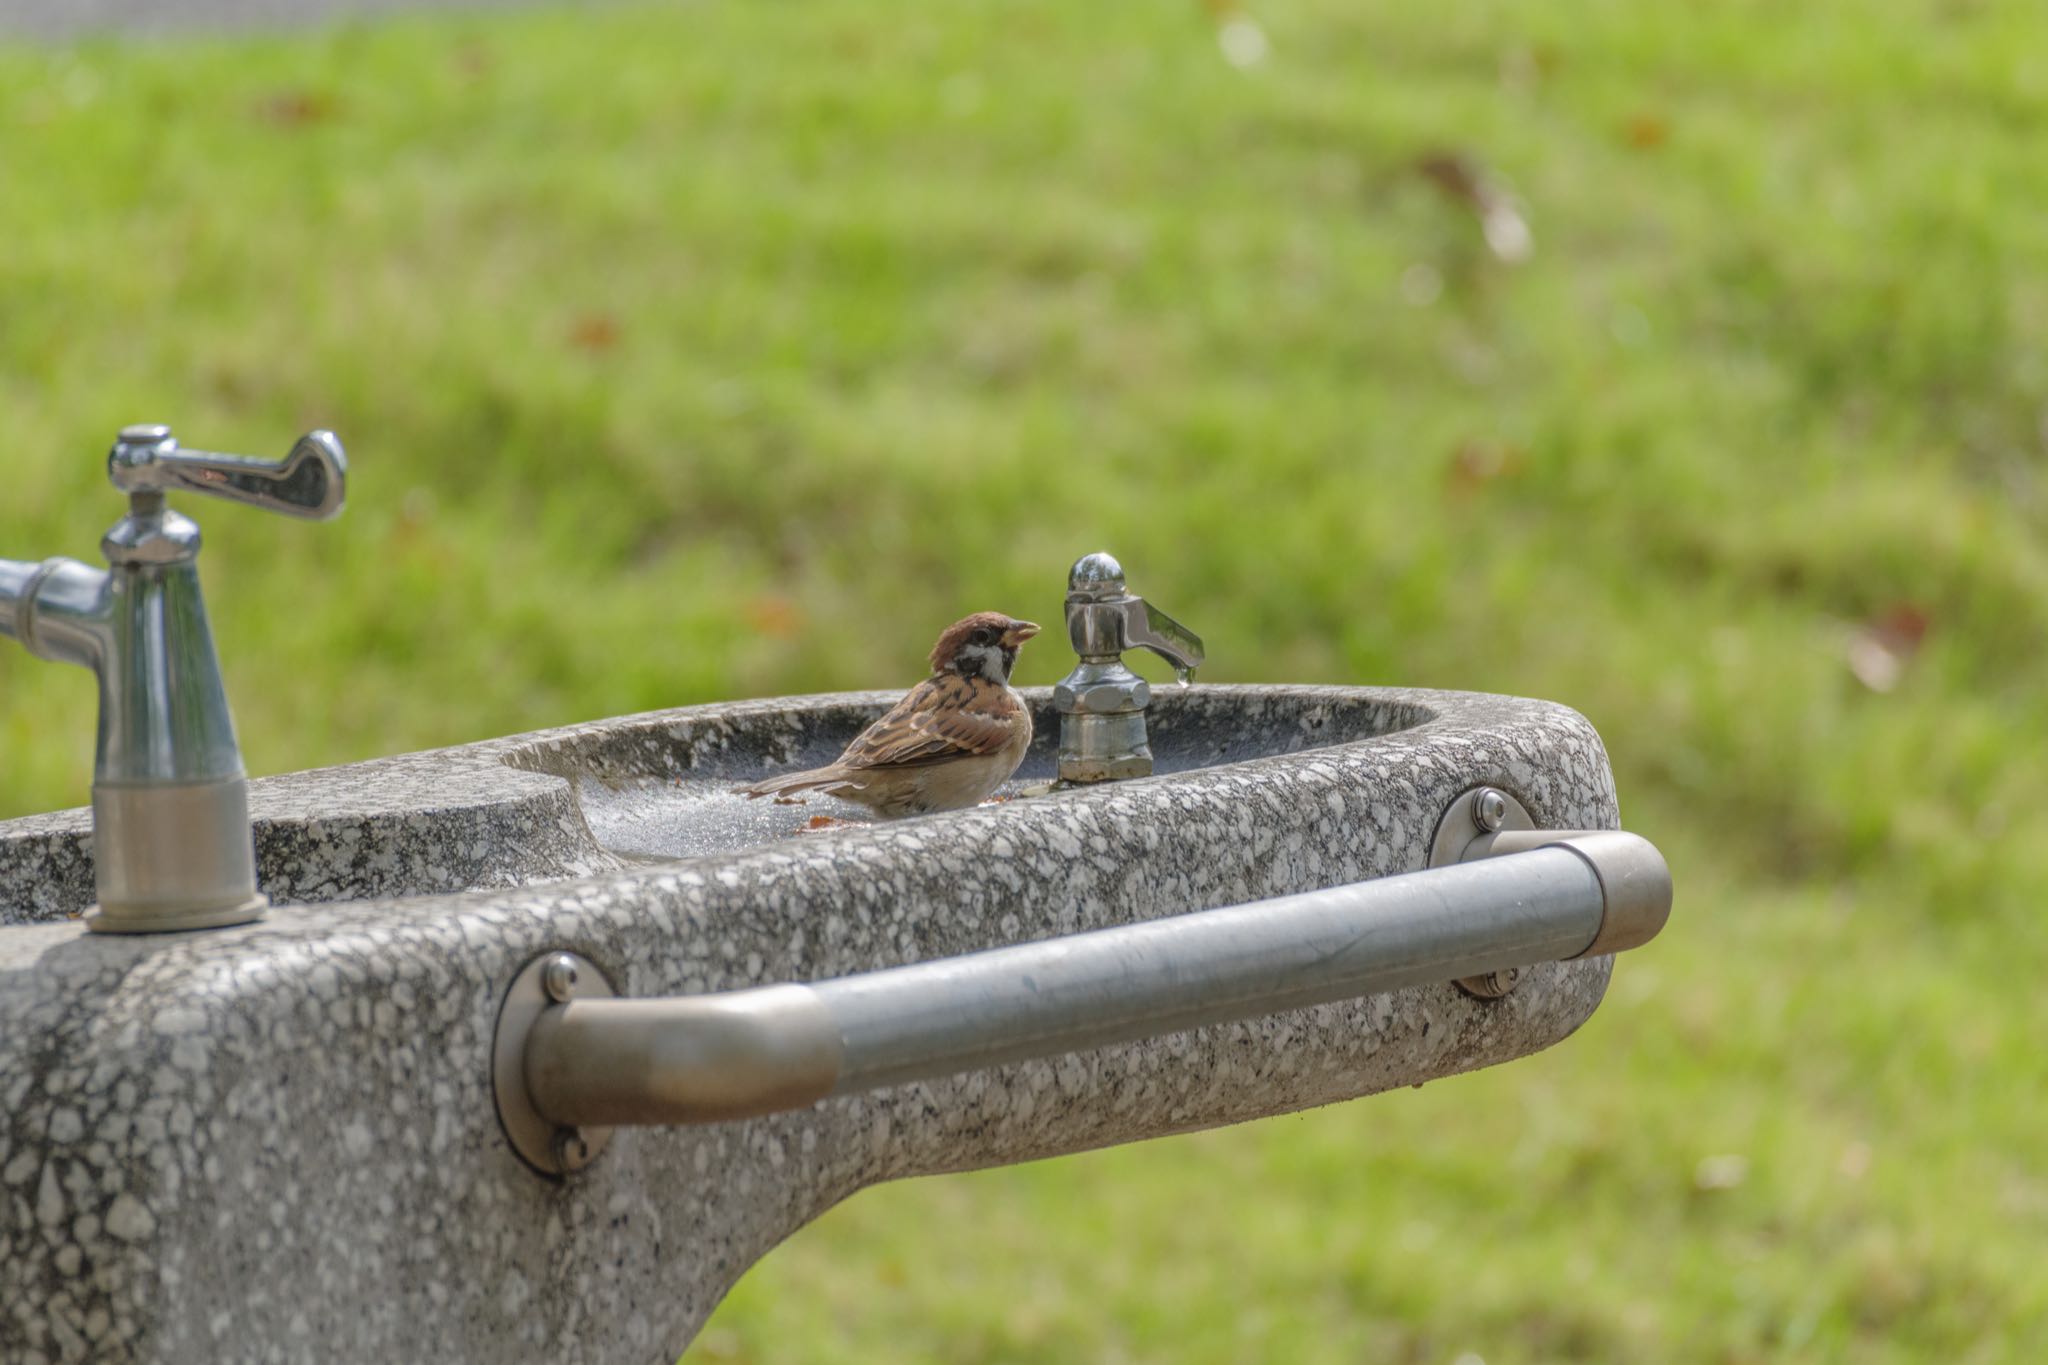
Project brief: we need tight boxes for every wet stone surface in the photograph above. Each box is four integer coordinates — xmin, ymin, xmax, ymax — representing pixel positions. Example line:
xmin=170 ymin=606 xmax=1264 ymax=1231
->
xmin=0 ymin=685 xmax=1621 ymax=1364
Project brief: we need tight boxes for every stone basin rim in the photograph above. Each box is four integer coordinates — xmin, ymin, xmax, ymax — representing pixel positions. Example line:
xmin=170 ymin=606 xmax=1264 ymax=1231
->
xmin=0 ymin=685 xmax=1554 ymax=926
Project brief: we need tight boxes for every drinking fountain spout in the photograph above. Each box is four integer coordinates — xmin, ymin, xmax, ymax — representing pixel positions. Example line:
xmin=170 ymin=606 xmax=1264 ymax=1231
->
xmin=0 ymin=422 xmax=347 ymax=932
xmin=1054 ymin=551 xmax=1204 ymax=782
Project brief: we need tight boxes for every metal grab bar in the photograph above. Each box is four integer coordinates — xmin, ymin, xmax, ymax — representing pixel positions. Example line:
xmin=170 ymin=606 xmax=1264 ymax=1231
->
xmin=493 ymin=832 xmax=1670 ymax=1174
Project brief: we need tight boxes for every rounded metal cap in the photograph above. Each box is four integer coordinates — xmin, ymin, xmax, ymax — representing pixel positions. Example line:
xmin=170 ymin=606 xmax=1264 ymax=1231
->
xmin=1559 ymin=831 xmax=1673 ymax=958
xmin=1067 ymin=551 xmax=1127 ymax=601
xmin=109 ymin=424 xmax=175 ymax=491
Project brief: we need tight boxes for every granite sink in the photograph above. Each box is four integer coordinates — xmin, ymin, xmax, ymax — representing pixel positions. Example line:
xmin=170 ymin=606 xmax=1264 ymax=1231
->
xmin=0 ymin=683 xmax=1631 ymax=1364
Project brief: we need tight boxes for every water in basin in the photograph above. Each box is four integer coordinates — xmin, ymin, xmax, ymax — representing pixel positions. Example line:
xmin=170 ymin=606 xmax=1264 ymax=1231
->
xmin=517 ymin=688 xmax=1431 ymax=865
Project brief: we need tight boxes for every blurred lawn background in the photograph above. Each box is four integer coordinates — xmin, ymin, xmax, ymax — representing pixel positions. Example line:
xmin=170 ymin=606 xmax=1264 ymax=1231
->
xmin=4 ymin=0 xmax=2046 ymax=1359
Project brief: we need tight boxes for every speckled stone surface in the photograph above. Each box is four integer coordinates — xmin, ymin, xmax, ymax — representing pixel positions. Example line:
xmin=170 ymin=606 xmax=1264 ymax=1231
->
xmin=0 ymin=738 xmax=616 ymax=927
xmin=0 ymin=685 xmax=1623 ymax=1364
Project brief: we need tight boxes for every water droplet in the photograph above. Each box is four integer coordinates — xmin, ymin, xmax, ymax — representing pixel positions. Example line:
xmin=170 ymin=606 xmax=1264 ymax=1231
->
xmin=1173 ymin=666 xmax=1196 ymax=687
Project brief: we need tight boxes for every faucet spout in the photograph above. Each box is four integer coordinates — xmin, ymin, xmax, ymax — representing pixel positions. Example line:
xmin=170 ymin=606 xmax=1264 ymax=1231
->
xmin=0 ymin=557 xmax=113 ymax=670
xmin=0 ymin=558 xmax=31 ymax=641
xmin=1123 ymin=599 xmax=1204 ymax=678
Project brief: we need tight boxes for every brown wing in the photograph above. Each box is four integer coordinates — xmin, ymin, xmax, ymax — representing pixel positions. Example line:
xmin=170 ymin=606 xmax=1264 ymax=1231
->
xmin=838 ymin=674 xmax=1026 ymax=771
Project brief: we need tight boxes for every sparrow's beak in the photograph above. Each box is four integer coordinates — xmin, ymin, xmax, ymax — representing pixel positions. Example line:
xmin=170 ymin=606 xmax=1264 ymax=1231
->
xmin=1005 ymin=620 xmax=1041 ymax=646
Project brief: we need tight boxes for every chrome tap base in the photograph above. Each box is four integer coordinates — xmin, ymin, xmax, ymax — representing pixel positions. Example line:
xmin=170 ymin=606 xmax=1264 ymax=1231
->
xmin=84 ymin=895 xmax=270 ymax=935
xmin=86 ymin=777 xmax=270 ymax=933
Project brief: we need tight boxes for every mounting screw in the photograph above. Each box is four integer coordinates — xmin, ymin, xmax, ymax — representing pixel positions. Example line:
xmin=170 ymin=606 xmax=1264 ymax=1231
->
xmin=1472 ymin=788 xmax=1509 ymax=834
xmin=552 ymin=1128 xmax=593 ymax=1171
xmin=541 ymin=953 xmax=581 ymax=1004
xmin=1456 ymin=967 xmax=1523 ymax=1000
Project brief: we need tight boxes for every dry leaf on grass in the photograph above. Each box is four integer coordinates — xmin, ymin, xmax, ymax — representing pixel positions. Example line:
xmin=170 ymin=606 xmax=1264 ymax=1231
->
xmin=1845 ymin=603 xmax=1930 ymax=692
xmin=1415 ymin=151 xmax=1534 ymax=264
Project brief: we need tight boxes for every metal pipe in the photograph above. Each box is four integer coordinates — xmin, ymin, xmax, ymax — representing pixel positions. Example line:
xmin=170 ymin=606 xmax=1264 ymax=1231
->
xmin=519 ymin=834 xmax=1670 ymax=1131
xmin=0 ymin=558 xmax=32 ymax=640
xmin=525 ymin=986 xmax=844 ymax=1127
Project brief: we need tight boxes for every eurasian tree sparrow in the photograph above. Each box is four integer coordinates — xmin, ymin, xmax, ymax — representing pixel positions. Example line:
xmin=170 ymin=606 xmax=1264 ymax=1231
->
xmin=738 ymin=612 xmax=1041 ymax=818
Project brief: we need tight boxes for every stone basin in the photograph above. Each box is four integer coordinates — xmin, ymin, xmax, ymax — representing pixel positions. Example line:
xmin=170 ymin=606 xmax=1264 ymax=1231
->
xmin=523 ymin=685 xmax=1428 ymax=866
xmin=0 ymin=685 xmax=1425 ymax=923
xmin=0 ymin=684 xmax=1625 ymax=1364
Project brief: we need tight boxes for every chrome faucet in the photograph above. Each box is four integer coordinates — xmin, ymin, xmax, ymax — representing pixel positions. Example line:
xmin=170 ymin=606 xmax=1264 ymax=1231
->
xmin=0 ymin=423 xmax=347 ymax=932
xmin=1054 ymin=552 xmax=1204 ymax=782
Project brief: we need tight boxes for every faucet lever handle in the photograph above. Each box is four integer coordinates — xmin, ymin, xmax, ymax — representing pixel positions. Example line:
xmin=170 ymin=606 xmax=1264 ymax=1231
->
xmin=108 ymin=424 xmax=348 ymax=521
xmin=1125 ymin=598 xmax=1204 ymax=675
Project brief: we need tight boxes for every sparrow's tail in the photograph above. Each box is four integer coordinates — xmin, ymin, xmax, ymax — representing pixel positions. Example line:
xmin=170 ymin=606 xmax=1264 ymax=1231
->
xmin=736 ymin=766 xmax=862 ymax=801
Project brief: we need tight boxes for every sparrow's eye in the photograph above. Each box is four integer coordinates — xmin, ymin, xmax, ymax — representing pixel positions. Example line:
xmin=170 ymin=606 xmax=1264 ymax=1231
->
xmin=972 ymin=628 xmax=997 ymax=646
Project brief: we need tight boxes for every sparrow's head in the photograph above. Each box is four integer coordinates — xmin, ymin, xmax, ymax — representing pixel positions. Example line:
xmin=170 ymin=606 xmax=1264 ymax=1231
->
xmin=930 ymin=611 xmax=1040 ymax=683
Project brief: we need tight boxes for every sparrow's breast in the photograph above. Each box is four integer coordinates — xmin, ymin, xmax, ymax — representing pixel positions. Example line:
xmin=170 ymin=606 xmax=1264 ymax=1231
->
xmin=911 ymin=695 xmax=1031 ymax=814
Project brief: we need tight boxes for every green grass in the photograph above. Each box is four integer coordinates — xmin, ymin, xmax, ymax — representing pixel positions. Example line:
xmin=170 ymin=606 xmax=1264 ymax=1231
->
xmin=5 ymin=0 xmax=2047 ymax=1359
